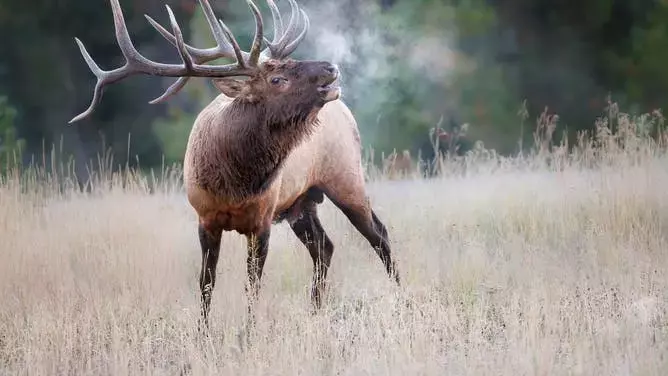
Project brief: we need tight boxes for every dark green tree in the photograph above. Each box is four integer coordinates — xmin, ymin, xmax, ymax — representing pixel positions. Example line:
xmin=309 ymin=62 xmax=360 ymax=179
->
xmin=0 ymin=95 xmax=24 ymax=173
xmin=0 ymin=0 xmax=196 ymax=180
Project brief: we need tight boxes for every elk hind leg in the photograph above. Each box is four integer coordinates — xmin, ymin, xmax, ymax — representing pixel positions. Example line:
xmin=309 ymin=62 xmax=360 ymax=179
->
xmin=289 ymin=192 xmax=335 ymax=309
xmin=324 ymin=184 xmax=400 ymax=285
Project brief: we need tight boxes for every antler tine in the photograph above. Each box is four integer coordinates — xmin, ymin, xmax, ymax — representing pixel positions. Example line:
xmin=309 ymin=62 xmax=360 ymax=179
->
xmin=148 ymin=5 xmax=195 ymax=105
xmin=246 ymin=0 xmax=265 ymax=67
xmin=165 ymin=5 xmax=195 ymax=70
xmin=196 ymin=0 xmax=234 ymax=51
xmin=141 ymin=0 xmax=309 ymax=105
xmin=144 ymin=0 xmax=257 ymax=62
xmin=146 ymin=0 xmax=306 ymax=65
xmin=149 ymin=76 xmax=190 ymax=104
xmin=263 ymin=0 xmax=310 ymax=60
xmin=71 ymin=0 xmax=256 ymax=122
xmin=279 ymin=8 xmax=309 ymax=57
xmin=264 ymin=0 xmax=298 ymax=56
xmin=149 ymin=2 xmax=250 ymax=104
xmin=265 ymin=0 xmax=284 ymax=45
xmin=145 ymin=0 xmax=261 ymax=103
xmin=145 ymin=0 xmax=257 ymax=63
xmin=218 ymin=19 xmax=247 ymax=66
xmin=147 ymin=8 xmax=248 ymax=104
xmin=69 ymin=38 xmax=111 ymax=123
xmin=144 ymin=9 xmax=221 ymax=104
xmin=71 ymin=0 xmax=160 ymax=123
xmin=280 ymin=0 xmax=300 ymax=48
xmin=145 ymin=15 xmax=227 ymax=64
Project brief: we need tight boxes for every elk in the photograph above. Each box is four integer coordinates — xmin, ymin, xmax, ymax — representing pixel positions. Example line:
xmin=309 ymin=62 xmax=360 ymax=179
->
xmin=69 ymin=0 xmax=401 ymax=327
xmin=419 ymin=121 xmax=473 ymax=177
xmin=383 ymin=149 xmax=416 ymax=179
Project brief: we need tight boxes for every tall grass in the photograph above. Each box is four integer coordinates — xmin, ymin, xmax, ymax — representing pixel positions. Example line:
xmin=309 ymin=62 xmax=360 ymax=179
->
xmin=1 ymin=104 xmax=667 ymax=375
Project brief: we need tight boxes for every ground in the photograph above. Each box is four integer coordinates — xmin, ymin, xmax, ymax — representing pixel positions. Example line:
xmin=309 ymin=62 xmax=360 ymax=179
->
xmin=1 ymin=132 xmax=667 ymax=375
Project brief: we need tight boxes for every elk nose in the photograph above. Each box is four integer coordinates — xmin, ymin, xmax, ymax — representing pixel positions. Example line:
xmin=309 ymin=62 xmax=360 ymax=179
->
xmin=324 ymin=63 xmax=339 ymax=75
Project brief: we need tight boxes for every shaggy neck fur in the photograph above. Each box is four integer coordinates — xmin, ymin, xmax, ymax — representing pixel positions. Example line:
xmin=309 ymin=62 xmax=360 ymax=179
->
xmin=193 ymin=97 xmax=322 ymax=202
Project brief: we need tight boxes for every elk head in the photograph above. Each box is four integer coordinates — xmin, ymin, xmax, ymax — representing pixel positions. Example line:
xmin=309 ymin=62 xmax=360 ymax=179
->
xmin=68 ymin=0 xmax=339 ymax=123
xmin=212 ymin=58 xmax=341 ymax=123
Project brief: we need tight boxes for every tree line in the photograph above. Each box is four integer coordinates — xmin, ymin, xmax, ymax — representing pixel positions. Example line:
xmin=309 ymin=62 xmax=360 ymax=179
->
xmin=1 ymin=0 xmax=666 ymax=179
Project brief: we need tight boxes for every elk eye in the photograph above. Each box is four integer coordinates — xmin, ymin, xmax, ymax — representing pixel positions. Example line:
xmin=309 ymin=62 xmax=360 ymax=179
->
xmin=270 ymin=77 xmax=283 ymax=85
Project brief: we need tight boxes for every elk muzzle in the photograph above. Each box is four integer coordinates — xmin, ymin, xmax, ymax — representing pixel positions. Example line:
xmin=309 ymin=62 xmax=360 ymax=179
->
xmin=316 ymin=62 xmax=341 ymax=102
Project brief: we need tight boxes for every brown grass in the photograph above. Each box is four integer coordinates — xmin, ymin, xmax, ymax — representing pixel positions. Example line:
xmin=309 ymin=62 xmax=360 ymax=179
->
xmin=1 ymin=105 xmax=667 ymax=375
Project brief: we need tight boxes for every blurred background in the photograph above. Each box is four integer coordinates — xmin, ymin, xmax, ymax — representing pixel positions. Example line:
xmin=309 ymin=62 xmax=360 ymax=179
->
xmin=1 ymin=0 xmax=666 ymax=181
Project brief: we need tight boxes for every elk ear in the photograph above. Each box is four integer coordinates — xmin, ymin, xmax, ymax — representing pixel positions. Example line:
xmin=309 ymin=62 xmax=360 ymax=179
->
xmin=211 ymin=78 xmax=245 ymax=98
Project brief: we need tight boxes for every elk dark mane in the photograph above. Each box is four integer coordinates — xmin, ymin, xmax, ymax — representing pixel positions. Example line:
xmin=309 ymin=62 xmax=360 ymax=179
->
xmin=192 ymin=93 xmax=322 ymax=203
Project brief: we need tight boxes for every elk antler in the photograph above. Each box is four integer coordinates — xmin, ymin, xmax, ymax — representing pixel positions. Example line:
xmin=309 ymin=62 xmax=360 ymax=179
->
xmin=70 ymin=0 xmax=273 ymax=123
xmin=261 ymin=0 xmax=311 ymax=60
xmin=144 ymin=0 xmax=310 ymax=104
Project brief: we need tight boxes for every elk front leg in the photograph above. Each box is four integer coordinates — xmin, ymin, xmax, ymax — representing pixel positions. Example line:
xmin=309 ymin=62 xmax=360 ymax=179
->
xmin=245 ymin=229 xmax=271 ymax=320
xmin=198 ymin=221 xmax=223 ymax=330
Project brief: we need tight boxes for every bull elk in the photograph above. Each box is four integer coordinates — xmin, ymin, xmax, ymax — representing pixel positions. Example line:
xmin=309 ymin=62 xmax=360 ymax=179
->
xmin=69 ymin=0 xmax=401 ymax=327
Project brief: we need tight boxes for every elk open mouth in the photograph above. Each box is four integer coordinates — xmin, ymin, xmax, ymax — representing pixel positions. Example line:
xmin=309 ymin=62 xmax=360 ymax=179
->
xmin=317 ymin=73 xmax=341 ymax=101
xmin=317 ymin=75 xmax=340 ymax=93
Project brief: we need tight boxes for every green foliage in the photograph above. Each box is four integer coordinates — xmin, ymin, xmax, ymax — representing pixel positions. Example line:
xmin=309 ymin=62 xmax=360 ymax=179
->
xmin=620 ymin=3 xmax=668 ymax=109
xmin=151 ymin=0 xmax=522 ymax=163
xmin=337 ymin=0 xmax=521 ymax=154
xmin=0 ymin=96 xmax=25 ymax=173
xmin=10 ymin=0 xmax=661 ymax=170
xmin=152 ymin=107 xmax=196 ymax=165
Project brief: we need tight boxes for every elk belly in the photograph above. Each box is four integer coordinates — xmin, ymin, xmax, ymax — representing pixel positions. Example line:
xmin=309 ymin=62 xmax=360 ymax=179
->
xmin=192 ymin=186 xmax=277 ymax=235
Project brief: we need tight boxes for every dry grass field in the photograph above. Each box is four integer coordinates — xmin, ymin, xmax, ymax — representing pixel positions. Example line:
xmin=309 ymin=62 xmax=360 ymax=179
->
xmin=1 ymin=108 xmax=668 ymax=375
